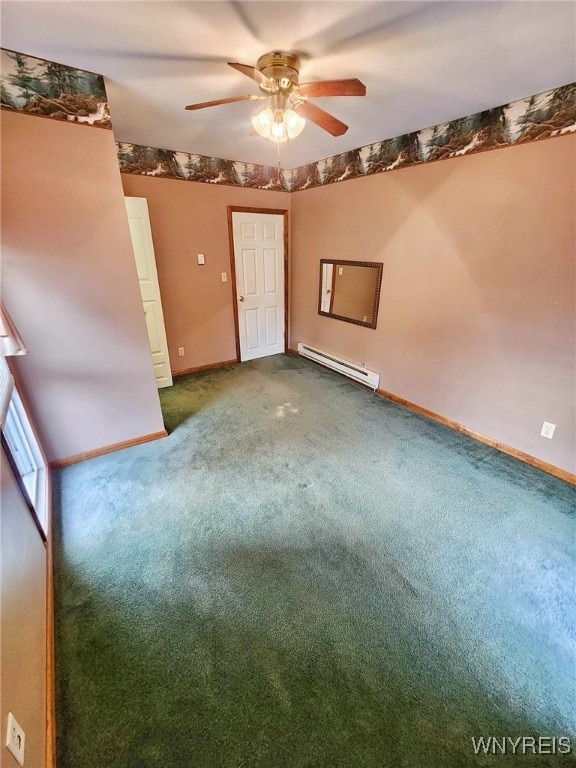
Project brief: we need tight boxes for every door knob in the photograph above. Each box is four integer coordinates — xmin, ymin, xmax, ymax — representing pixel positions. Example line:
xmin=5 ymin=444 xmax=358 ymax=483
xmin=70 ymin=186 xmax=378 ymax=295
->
xmin=239 ymin=295 xmax=245 ymax=302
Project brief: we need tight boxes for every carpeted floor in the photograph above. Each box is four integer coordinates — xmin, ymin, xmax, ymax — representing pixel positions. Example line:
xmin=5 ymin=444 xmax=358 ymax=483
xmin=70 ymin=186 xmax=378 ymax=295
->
xmin=53 ymin=354 xmax=575 ymax=768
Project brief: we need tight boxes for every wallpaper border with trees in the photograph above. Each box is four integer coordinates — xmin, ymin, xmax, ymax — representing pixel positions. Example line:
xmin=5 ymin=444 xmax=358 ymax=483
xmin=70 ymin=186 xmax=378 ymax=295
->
xmin=117 ymin=142 xmax=290 ymax=192
xmin=1 ymin=48 xmax=111 ymax=128
xmin=3 ymin=46 xmax=572 ymax=190
xmin=290 ymin=82 xmax=576 ymax=192
xmin=119 ymin=82 xmax=575 ymax=193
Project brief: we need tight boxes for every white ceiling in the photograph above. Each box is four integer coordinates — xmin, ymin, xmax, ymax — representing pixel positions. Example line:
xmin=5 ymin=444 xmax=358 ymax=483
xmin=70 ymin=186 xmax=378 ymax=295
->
xmin=1 ymin=1 xmax=574 ymax=168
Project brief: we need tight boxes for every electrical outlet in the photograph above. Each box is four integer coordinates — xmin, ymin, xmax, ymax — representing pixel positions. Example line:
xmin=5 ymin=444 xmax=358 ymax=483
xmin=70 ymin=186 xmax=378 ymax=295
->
xmin=221 ymin=272 xmax=227 ymax=283
xmin=197 ymin=253 xmax=205 ymax=265
xmin=540 ymin=421 xmax=556 ymax=439
xmin=178 ymin=347 xmax=184 ymax=357
xmin=6 ymin=713 xmax=25 ymax=766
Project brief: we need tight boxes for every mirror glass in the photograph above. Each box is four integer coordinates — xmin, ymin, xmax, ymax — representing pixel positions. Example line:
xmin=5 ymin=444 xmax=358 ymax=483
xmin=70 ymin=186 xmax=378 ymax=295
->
xmin=318 ymin=259 xmax=383 ymax=329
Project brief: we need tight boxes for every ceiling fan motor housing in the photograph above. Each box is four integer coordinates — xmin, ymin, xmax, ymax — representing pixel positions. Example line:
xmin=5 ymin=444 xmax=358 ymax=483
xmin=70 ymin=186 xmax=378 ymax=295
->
xmin=256 ymin=51 xmax=301 ymax=93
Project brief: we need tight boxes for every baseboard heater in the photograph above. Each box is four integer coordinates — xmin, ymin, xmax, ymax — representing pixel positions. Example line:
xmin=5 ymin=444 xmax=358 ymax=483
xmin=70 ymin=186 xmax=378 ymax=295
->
xmin=297 ymin=343 xmax=380 ymax=390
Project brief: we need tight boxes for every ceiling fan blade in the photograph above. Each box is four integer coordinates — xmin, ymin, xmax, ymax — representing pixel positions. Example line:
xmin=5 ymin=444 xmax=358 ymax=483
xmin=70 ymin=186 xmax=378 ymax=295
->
xmin=228 ymin=62 xmax=276 ymax=90
xmin=295 ymin=101 xmax=348 ymax=136
xmin=185 ymin=95 xmax=265 ymax=111
xmin=293 ymin=3 xmax=445 ymax=57
xmin=298 ymin=79 xmax=366 ymax=98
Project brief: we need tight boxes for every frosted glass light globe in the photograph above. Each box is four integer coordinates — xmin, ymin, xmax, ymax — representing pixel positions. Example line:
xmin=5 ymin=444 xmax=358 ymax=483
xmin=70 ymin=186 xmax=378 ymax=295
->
xmin=251 ymin=107 xmax=274 ymax=138
xmin=284 ymin=109 xmax=305 ymax=139
xmin=270 ymin=120 xmax=288 ymax=143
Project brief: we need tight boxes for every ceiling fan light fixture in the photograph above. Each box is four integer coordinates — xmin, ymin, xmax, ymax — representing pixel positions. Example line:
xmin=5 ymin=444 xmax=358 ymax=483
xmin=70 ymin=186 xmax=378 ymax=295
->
xmin=252 ymin=105 xmax=305 ymax=143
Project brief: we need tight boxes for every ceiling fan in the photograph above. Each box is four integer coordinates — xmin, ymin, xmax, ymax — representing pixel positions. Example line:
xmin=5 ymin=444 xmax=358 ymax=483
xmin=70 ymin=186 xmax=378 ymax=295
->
xmin=185 ymin=51 xmax=366 ymax=143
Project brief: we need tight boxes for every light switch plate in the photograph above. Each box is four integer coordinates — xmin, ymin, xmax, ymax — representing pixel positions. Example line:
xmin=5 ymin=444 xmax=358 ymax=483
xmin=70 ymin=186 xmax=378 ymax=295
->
xmin=197 ymin=253 xmax=205 ymax=265
xmin=6 ymin=713 xmax=25 ymax=766
xmin=221 ymin=272 xmax=227 ymax=282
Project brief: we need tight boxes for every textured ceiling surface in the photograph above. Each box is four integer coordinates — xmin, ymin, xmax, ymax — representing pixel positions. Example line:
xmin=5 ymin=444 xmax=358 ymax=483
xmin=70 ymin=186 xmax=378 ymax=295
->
xmin=1 ymin=1 xmax=575 ymax=167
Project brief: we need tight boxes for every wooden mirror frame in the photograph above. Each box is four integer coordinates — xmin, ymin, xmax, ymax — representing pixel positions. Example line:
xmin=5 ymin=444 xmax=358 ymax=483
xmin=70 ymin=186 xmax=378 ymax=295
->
xmin=318 ymin=259 xmax=383 ymax=329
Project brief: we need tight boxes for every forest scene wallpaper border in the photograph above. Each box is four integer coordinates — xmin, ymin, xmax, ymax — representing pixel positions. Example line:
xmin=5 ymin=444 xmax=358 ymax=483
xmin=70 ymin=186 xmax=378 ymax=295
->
xmin=116 ymin=142 xmax=290 ymax=192
xmin=289 ymin=82 xmax=576 ymax=192
xmin=1 ymin=49 xmax=111 ymax=128
xmin=2 ymin=48 xmax=573 ymax=191
xmin=118 ymin=82 xmax=575 ymax=192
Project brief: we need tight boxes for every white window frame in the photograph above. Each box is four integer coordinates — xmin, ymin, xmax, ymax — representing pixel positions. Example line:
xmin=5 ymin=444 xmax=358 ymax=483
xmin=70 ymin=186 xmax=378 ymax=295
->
xmin=2 ymin=387 xmax=48 ymax=538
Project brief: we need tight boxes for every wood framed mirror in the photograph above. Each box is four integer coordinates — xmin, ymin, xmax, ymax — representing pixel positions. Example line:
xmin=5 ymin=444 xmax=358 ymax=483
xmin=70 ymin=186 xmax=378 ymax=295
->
xmin=318 ymin=259 xmax=383 ymax=329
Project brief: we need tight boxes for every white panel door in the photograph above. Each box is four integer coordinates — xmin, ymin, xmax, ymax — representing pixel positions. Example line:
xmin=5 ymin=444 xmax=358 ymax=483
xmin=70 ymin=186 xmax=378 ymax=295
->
xmin=232 ymin=212 xmax=285 ymax=361
xmin=124 ymin=197 xmax=173 ymax=388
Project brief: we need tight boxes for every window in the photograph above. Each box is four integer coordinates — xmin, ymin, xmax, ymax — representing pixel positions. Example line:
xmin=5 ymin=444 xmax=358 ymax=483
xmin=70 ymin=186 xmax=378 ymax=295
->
xmin=1 ymin=362 xmax=48 ymax=538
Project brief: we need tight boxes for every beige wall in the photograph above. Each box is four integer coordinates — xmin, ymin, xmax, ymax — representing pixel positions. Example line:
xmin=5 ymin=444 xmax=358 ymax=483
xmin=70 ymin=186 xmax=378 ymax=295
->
xmin=1 ymin=112 xmax=165 ymax=463
xmin=121 ymin=175 xmax=291 ymax=371
xmin=0 ymin=448 xmax=46 ymax=768
xmin=290 ymin=136 xmax=576 ymax=474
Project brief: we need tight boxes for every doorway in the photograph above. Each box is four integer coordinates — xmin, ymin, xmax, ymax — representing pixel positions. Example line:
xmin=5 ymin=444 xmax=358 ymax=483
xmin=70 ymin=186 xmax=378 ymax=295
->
xmin=228 ymin=207 xmax=288 ymax=362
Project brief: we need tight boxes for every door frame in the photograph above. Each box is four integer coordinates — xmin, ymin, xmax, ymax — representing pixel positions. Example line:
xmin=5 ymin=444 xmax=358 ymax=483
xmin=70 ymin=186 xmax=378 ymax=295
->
xmin=227 ymin=206 xmax=289 ymax=362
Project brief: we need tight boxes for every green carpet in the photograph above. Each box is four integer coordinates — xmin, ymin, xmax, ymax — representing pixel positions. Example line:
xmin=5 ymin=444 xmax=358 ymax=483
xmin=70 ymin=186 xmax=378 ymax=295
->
xmin=53 ymin=354 xmax=575 ymax=767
